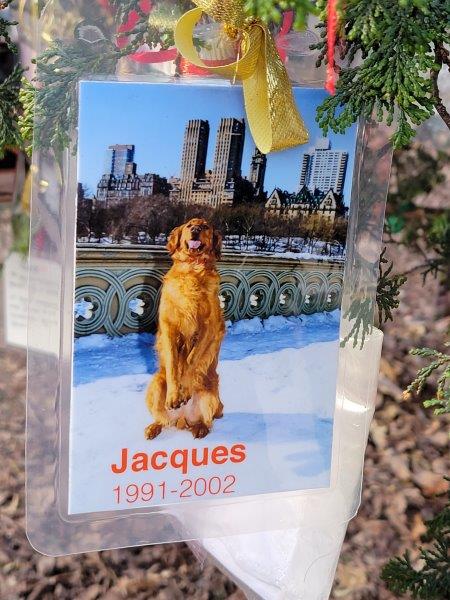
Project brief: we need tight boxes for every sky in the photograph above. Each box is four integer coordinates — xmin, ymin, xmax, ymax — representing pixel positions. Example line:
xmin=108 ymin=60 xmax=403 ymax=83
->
xmin=78 ymin=80 xmax=358 ymax=204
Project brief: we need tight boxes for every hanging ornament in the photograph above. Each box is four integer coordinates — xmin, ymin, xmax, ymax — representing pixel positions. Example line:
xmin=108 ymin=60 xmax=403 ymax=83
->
xmin=173 ymin=0 xmax=309 ymax=154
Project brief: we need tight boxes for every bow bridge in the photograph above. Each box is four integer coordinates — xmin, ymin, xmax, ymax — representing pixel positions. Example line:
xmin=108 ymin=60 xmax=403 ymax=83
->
xmin=75 ymin=246 xmax=344 ymax=337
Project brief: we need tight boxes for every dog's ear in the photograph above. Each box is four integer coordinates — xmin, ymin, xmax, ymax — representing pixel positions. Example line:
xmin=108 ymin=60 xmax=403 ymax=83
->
xmin=213 ymin=229 xmax=222 ymax=260
xmin=167 ymin=225 xmax=183 ymax=255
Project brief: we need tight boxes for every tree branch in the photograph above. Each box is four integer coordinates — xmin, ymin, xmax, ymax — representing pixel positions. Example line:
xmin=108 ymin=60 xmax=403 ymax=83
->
xmin=436 ymin=41 xmax=450 ymax=68
xmin=431 ymin=43 xmax=450 ymax=130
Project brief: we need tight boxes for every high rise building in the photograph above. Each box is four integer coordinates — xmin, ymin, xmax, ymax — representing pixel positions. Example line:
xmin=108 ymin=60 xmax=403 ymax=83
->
xmin=174 ymin=117 xmax=265 ymax=206
xmin=299 ymin=138 xmax=348 ymax=195
xmin=109 ymin=144 xmax=136 ymax=177
xmin=96 ymin=144 xmax=169 ymax=205
xmin=179 ymin=120 xmax=209 ymax=201
xmin=210 ymin=118 xmax=245 ymax=206
xmin=249 ymin=147 xmax=267 ymax=198
xmin=213 ymin=118 xmax=245 ymax=182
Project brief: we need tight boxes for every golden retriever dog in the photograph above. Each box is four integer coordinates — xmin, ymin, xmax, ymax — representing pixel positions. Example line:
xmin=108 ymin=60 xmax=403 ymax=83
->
xmin=145 ymin=218 xmax=225 ymax=439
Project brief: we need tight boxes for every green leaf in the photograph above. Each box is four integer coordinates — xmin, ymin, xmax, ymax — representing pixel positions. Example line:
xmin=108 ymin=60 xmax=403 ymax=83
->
xmin=386 ymin=214 xmax=406 ymax=234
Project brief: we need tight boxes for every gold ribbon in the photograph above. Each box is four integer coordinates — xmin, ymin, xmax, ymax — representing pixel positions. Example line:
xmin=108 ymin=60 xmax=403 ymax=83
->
xmin=174 ymin=1 xmax=309 ymax=154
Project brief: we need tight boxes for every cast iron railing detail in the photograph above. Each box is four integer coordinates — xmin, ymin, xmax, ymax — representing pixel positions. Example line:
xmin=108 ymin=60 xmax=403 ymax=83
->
xmin=75 ymin=246 xmax=344 ymax=337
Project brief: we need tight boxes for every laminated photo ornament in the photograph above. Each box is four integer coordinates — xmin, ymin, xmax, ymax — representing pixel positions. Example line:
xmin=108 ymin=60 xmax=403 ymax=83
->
xmin=26 ymin=1 xmax=388 ymax=596
xmin=70 ymin=80 xmax=357 ymax=514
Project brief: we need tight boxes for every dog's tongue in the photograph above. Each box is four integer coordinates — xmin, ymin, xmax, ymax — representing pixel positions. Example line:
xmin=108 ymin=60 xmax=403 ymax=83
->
xmin=188 ymin=240 xmax=202 ymax=250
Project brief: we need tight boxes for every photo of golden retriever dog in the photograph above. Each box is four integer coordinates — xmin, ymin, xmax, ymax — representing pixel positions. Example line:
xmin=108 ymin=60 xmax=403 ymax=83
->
xmin=145 ymin=218 xmax=225 ymax=439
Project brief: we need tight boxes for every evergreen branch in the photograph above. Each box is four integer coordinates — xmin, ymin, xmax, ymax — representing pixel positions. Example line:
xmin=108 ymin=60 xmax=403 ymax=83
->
xmin=382 ymin=484 xmax=450 ymax=598
xmin=431 ymin=43 xmax=450 ymax=130
xmin=315 ymin=0 xmax=450 ymax=148
xmin=0 ymin=0 xmax=25 ymax=157
xmin=109 ymin=0 xmax=148 ymax=24
xmin=17 ymin=77 xmax=34 ymax=156
xmin=340 ymin=248 xmax=405 ymax=349
xmin=0 ymin=0 xmax=18 ymax=53
xmin=0 ymin=64 xmax=25 ymax=158
xmin=33 ymin=36 xmax=123 ymax=152
xmin=426 ymin=484 xmax=450 ymax=539
xmin=404 ymin=344 xmax=450 ymax=415
xmin=110 ymin=0 xmax=192 ymax=46
xmin=382 ymin=539 xmax=450 ymax=599
xmin=244 ymin=0 xmax=317 ymax=29
xmin=376 ymin=248 xmax=407 ymax=323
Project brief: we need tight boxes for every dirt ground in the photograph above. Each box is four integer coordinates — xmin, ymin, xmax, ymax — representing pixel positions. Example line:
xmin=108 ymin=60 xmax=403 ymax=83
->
xmin=0 ymin=231 xmax=449 ymax=599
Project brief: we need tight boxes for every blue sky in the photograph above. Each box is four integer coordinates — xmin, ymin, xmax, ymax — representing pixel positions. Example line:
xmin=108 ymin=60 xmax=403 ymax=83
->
xmin=78 ymin=81 xmax=358 ymax=204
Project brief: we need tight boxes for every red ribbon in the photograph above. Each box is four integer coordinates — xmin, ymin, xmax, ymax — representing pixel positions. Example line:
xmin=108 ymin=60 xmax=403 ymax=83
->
xmin=114 ymin=0 xmax=179 ymax=63
xmin=276 ymin=10 xmax=294 ymax=62
xmin=325 ymin=0 xmax=338 ymax=94
xmin=96 ymin=1 xmax=293 ymax=70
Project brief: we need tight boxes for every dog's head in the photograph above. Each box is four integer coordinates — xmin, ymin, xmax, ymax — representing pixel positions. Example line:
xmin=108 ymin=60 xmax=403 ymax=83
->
xmin=167 ymin=218 xmax=222 ymax=262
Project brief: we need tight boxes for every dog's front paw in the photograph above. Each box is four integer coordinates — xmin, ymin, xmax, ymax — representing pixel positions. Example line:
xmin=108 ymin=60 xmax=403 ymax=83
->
xmin=165 ymin=389 xmax=183 ymax=410
xmin=179 ymin=386 xmax=191 ymax=405
xmin=145 ymin=423 xmax=162 ymax=440
xmin=191 ymin=422 xmax=210 ymax=439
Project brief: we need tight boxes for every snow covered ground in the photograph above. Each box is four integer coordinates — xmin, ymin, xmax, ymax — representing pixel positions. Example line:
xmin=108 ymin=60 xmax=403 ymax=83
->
xmin=77 ymin=236 xmax=345 ymax=261
xmin=222 ymin=235 xmax=345 ymax=260
xmin=69 ymin=312 xmax=340 ymax=515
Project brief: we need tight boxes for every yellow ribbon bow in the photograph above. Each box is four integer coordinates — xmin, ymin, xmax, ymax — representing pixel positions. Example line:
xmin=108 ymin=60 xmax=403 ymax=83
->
xmin=174 ymin=0 xmax=309 ymax=154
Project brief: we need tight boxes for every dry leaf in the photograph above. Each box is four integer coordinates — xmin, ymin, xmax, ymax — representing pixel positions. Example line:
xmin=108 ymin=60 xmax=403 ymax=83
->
xmin=412 ymin=471 xmax=449 ymax=497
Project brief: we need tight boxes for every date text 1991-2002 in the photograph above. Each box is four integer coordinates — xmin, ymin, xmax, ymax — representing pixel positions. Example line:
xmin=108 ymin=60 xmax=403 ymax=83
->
xmin=113 ymin=474 xmax=237 ymax=504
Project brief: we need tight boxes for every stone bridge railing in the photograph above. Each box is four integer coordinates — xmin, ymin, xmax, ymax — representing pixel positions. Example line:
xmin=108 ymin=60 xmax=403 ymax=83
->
xmin=75 ymin=245 xmax=344 ymax=337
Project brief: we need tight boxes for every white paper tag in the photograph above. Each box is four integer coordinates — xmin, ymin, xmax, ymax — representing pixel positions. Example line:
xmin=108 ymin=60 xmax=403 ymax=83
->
xmin=3 ymin=252 xmax=28 ymax=348
xmin=4 ymin=251 xmax=61 ymax=354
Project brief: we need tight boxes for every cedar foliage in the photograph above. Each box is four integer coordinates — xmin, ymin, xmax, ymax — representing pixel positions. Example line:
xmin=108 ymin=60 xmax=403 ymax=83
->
xmin=0 ymin=65 xmax=23 ymax=157
xmin=313 ymin=0 xmax=450 ymax=148
xmin=0 ymin=0 xmax=23 ymax=158
xmin=376 ymin=248 xmax=407 ymax=324
xmin=2 ymin=0 xmax=450 ymax=153
xmin=381 ymin=486 xmax=450 ymax=599
xmin=406 ymin=346 xmax=450 ymax=416
xmin=245 ymin=0 xmax=317 ymax=28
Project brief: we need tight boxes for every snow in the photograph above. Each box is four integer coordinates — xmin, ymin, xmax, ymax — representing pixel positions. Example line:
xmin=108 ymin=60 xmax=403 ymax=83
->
xmin=264 ymin=250 xmax=343 ymax=262
xmin=69 ymin=312 xmax=340 ymax=515
xmin=74 ymin=311 xmax=340 ymax=386
xmin=226 ymin=317 xmax=264 ymax=335
xmin=222 ymin=235 xmax=345 ymax=260
xmin=128 ymin=297 xmax=145 ymax=315
xmin=74 ymin=299 xmax=94 ymax=320
xmin=77 ymin=236 xmax=345 ymax=261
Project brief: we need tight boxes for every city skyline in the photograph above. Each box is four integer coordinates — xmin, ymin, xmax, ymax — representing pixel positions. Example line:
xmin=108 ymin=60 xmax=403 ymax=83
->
xmin=92 ymin=126 xmax=347 ymax=209
xmin=93 ymin=120 xmax=267 ymax=206
xmin=78 ymin=82 xmax=358 ymax=204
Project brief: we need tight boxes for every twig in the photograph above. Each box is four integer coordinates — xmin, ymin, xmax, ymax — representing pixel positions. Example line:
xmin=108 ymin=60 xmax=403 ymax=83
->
xmin=431 ymin=43 xmax=450 ymax=130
